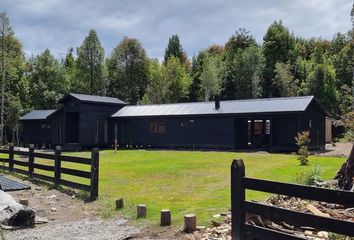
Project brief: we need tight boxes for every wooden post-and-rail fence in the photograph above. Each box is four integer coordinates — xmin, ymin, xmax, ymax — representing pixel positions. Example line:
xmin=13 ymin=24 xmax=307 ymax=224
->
xmin=0 ymin=145 xmax=99 ymax=201
xmin=231 ymin=159 xmax=354 ymax=240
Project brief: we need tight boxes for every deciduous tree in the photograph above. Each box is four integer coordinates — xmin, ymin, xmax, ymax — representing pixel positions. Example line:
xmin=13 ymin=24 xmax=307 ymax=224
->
xmin=28 ymin=49 xmax=67 ymax=109
xmin=199 ymin=54 xmax=221 ymax=101
xmin=107 ymin=37 xmax=148 ymax=104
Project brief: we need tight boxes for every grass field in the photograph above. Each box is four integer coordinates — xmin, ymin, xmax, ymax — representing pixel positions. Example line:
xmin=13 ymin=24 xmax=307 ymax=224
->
xmin=0 ymin=150 xmax=345 ymax=225
xmin=65 ymin=150 xmax=344 ymax=225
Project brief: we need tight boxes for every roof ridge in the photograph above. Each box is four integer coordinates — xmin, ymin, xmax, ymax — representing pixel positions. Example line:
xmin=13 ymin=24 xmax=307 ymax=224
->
xmin=123 ymin=96 xmax=314 ymax=108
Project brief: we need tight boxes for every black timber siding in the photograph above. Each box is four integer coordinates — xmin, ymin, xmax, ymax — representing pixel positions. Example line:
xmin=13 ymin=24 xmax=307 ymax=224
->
xmin=78 ymin=103 xmax=123 ymax=146
xmin=111 ymin=116 xmax=235 ymax=149
xmin=298 ymin=104 xmax=326 ymax=149
xmin=22 ymin=99 xmax=124 ymax=148
xmin=111 ymin=110 xmax=326 ymax=151
xmin=22 ymin=120 xmax=52 ymax=144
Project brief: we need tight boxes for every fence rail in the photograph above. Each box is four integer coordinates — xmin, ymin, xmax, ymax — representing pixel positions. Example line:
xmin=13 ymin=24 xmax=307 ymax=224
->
xmin=231 ymin=159 xmax=354 ymax=240
xmin=0 ymin=145 xmax=99 ymax=200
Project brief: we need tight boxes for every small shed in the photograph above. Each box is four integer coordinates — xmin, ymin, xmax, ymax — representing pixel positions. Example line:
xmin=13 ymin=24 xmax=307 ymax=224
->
xmin=110 ymin=96 xmax=330 ymax=151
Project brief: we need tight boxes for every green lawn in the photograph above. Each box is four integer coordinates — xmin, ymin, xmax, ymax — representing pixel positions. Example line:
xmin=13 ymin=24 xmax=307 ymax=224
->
xmin=61 ymin=150 xmax=344 ymax=226
xmin=0 ymin=150 xmax=345 ymax=225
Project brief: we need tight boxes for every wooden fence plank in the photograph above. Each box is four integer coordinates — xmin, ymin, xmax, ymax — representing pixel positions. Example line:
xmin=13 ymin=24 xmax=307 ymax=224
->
xmin=244 ymin=224 xmax=306 ymax=240
xmin=9 ymin=145 xmax=14 ymax=171
xmin=12 ymin=160 xmax=29 ymax=167
xmin=244 ymin=177 xmax=354 ymax=207
xmin=11 ymin=168 xmax=29 ymax=176
xmin=28 ymin=146 xmax=34 ymax=178
xmin=33 ymin=163 xmax=55 ymax=172
xmin=60 ymin=167 xmax=91 ymax=179
xmin=60 ymin=155 xmax=91 ymax=165
xmin=54 ymin=146 xmax=61 ymax=187
xmin=60 ymin=179 xmax=91 ymax=191
xmin=34 ymin=152 xmax=55 ymax=160
xmin=231 ymin=159 xmax=245 ymax=240
xmin=245 ymin=201 xmax=354 ymax=237
xmin=90 ymin=148 xmax=99 ymax=200
xmin=32 ymin=173 xmax=55 ymax=183
xmin=13 ymin=150 xmax=29 ymax=156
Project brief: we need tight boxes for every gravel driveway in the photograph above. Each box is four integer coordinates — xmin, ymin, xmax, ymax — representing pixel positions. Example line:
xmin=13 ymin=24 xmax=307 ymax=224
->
xmin=3 ymin=218 xmax=141 ymax=240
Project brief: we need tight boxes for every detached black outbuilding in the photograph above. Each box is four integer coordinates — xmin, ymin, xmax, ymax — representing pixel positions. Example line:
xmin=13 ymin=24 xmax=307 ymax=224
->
xmin=110 ymin=96 xmax=329 ymax=151
xmin=21 ymin=93 xmax=126 ymax=149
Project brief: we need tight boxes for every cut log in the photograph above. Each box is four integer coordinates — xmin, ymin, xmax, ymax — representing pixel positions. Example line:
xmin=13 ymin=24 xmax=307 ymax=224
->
xmin=335 ymin=144 xmax=354 ymax=190
xmin=115 ymin=198 xmax=124 ymax=209
xmin=137 ymin=204 xmax=146 ymax=218
xmin=0 ymin=190 xmax=35 ymax=227
xmin=184 ymin=214 xmax=197 ymax=233
xmin=160 ymin=209 xmax=171 ymax=226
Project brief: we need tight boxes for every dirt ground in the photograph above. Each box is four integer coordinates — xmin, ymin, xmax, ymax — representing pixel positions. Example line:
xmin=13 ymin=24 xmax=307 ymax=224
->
xmin=1 ymin=176 xmax=200 ymax=240
xmin=319 ymin=142 xmax=353 ymax=157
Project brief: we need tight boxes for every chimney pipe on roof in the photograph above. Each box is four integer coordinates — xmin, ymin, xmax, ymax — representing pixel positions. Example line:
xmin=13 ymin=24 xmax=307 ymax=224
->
xmin=215 ymin=95 xmax=220 ymax=110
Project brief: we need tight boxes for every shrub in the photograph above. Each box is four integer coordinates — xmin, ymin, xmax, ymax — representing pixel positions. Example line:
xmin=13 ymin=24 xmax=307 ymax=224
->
xmin=295 ymin=164 xmax=321 ymax=186
xmin=295 ymin=131 xmax=310 ymax=165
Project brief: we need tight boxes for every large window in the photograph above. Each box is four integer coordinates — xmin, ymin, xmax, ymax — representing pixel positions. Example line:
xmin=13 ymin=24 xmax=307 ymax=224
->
xmin=149 ymin=122 xmax=166 ymax=133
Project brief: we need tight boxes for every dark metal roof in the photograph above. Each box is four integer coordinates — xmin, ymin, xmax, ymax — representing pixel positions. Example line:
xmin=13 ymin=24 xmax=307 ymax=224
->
xmin=58 ymin=93 xmax=126 ymax=105
xmin=112 ymin=96 xmax=323 ymax=118
xmin=20 ymin=109 xmax=57 ymax=120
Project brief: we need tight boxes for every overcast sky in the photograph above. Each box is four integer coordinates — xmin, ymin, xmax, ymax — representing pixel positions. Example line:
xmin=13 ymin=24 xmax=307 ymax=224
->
xmin=1 ymin=0 xmax=353 ymax=60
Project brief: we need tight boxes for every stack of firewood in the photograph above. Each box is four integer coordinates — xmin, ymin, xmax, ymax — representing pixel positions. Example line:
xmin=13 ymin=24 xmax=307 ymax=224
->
xmin=201 ymin=195 xmax=354 ymax=240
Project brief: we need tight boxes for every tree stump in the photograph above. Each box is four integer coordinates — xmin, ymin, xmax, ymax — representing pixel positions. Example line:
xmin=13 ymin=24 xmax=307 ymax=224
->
xmin=184 ymin=214 xmax=196 ymax=233
xmin=137 ymin=204 xmax=147 ymax=218
xmin=115 ymin=198 xmax=124 ymax=209
xmin=160 ymin=209 xmax=171 ymax=226
xmin=335 ymin=144 xmax=354 ymax=190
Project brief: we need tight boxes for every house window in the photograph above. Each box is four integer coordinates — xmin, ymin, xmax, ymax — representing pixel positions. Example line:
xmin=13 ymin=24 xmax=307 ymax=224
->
xmin=41 ymin=124 xmax=50 ymax=129
xmin=149 ymin=122 xmax=166 ymax=133
xmin=309 ymin=119 xmax=312 ymax=129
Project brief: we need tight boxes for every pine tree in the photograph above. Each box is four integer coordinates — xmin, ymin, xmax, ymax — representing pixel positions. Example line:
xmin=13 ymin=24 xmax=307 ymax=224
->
xmin=76 ymin=29 xmax=105 ymax=95
xmin=164 ymin=34 xmax=184 ymax=64
xmin=263 ymin=21 xmax=295 ymax=97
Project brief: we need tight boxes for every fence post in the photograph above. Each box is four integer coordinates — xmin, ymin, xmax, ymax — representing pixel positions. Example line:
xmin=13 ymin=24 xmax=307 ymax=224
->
xmin=90 ymin=148 xmax=99 ymax=201
xmin=231 ymin=159 xmax=245 ymax=240
xmin=8 ymin=144 xmax=14 ymax=172
xmin=54 ymin=146 xmax=62 ymax=188
xmin=28 ymin=145 xmax=35 ymax=178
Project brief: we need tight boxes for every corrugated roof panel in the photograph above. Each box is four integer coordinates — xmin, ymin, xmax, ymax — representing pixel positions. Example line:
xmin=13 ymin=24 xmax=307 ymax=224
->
xmin=112 ymin=96 xmax=314 ymax=117
xmin=60 ymin=93 xmax=126 ymax=105
xmin=20 ymin=109 xmax=57 ymax=120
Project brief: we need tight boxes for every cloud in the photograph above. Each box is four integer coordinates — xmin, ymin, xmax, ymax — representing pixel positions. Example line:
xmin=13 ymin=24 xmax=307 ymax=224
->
xmin=1 ymin=0 xmax=352 ymax=60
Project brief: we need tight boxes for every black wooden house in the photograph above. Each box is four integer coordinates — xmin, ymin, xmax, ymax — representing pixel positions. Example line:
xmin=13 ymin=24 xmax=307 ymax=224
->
xmin=110 ymin=96 xmax=329 ymax=151
xmin=21 ymin=93 xmax=126 ymax=149
xmin=21 ymin=94 xmax=329 ymax=151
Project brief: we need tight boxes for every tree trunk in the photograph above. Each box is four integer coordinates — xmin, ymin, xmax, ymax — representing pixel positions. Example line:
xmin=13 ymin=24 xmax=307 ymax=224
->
xmin=0 ymin=190 xmax=35 ymax=227
xmin=335 ymin=144 xmax=354 ymax=190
